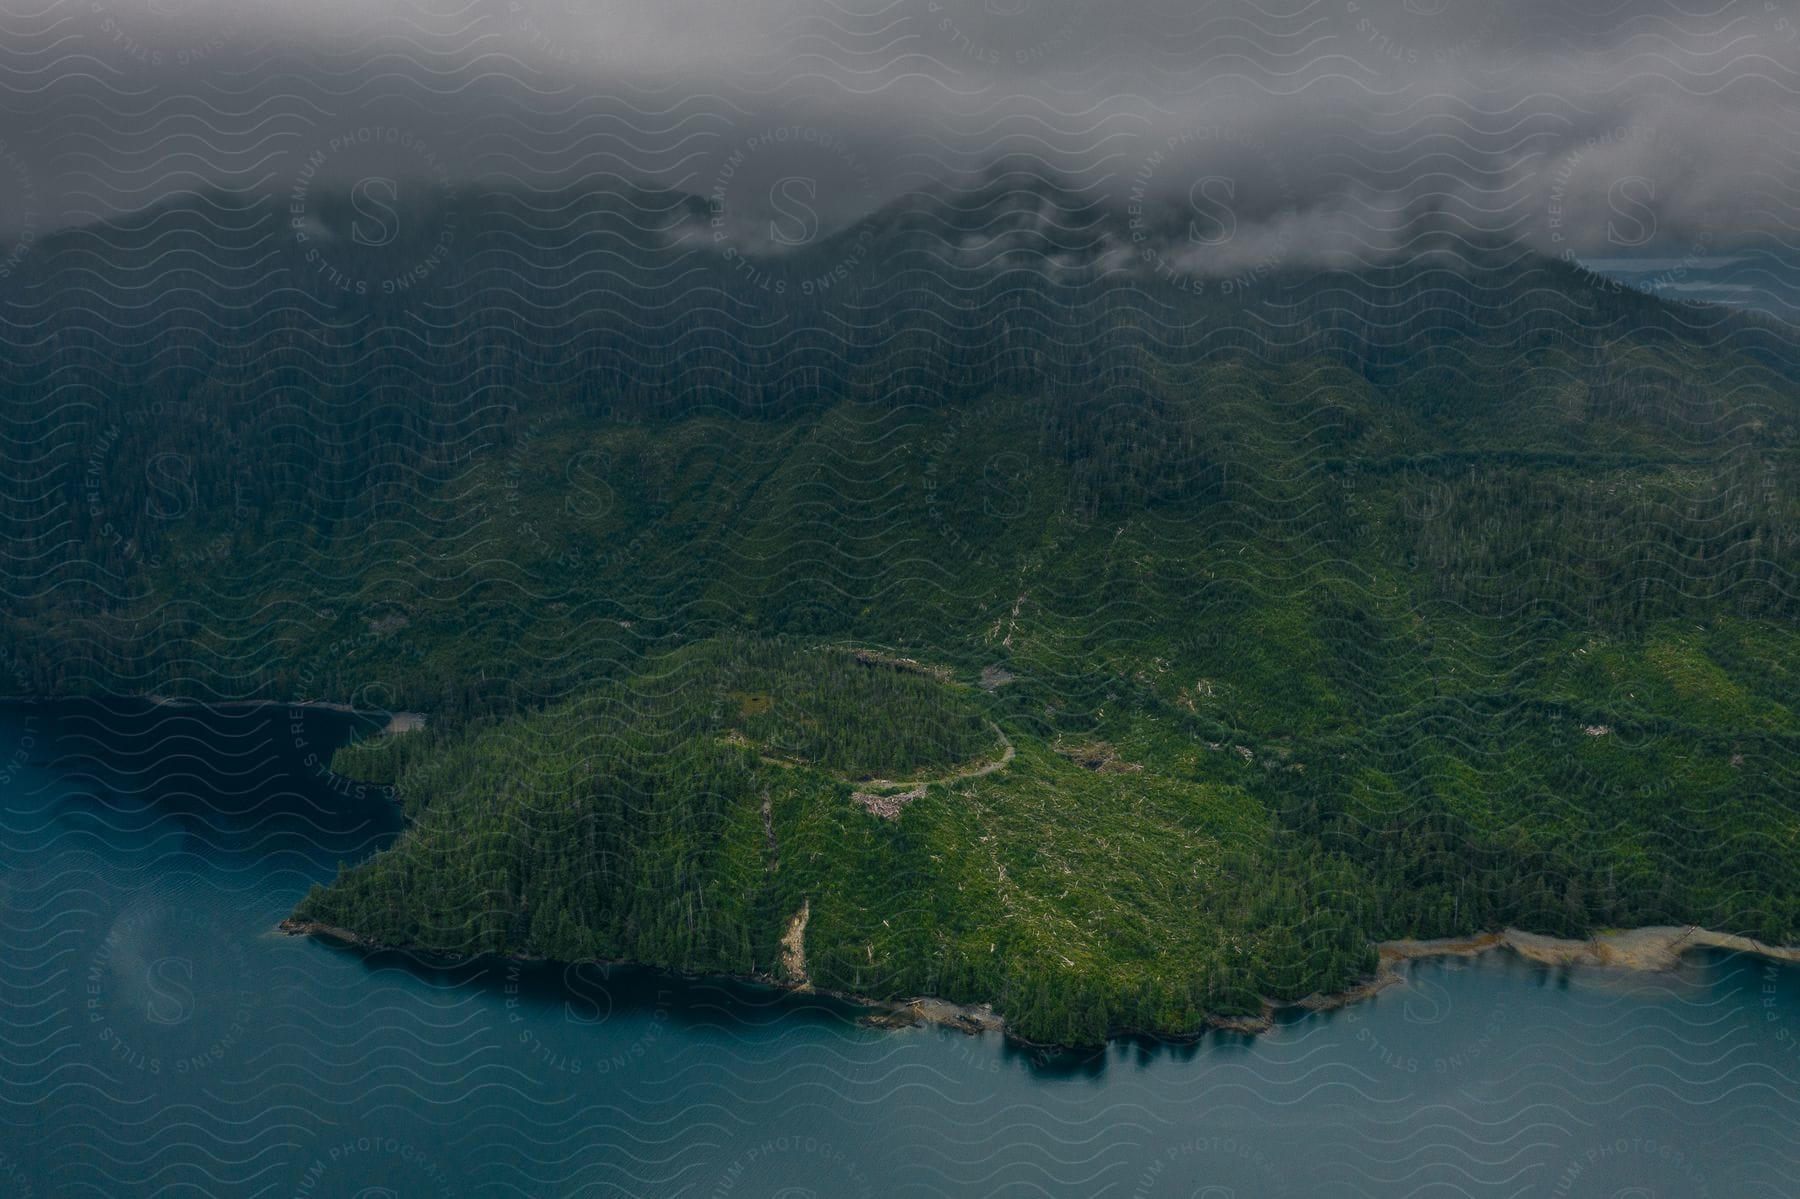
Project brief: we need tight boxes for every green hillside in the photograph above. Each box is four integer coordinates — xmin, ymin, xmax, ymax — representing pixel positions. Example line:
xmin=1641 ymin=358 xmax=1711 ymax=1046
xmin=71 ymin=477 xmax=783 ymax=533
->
xmin=304 ymin=636 xmax=1375 ymax=1044
xmin=5 ymin=184 xmax=1798 ymax=1043
xmin=288 ymin=368 xmax=1797 ymax=1045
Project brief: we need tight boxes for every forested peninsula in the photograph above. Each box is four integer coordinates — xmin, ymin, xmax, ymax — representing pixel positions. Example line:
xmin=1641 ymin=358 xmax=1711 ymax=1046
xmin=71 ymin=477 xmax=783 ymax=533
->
xmin=5 ymin=178 xmax=1797 ymax=1044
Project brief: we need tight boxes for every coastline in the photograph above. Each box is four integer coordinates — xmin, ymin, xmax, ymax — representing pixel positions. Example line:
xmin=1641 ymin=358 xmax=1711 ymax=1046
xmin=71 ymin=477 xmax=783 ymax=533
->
xmin=1282 ymin=925 xmax=1800 ymax=1029
xmin=142 ymin=695 xmax=427 ymax=734
xmin=1378 ymin=925 xmax=1800 ymax=973
xmin=44 ymin=693 xmax=1800 ymax=1047
xmin=277 ymin=917 xmax=1010 ymax=1035
xmin=278 ymin=917 xmax=1800 ymax=1048
xmin=1 ymin=693 xmax=427 ymax=735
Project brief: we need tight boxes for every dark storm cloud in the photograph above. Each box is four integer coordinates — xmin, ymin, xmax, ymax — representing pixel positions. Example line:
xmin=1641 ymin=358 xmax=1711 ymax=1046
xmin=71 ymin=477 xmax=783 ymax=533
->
xmin=1 ymin=0 xmax=1795 ymax=272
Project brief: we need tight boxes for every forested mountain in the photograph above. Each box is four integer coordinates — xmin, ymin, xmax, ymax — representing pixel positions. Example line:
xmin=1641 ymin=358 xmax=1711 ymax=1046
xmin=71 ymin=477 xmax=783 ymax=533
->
xmin=5 ymin=173 xmax=1797 ymax=1043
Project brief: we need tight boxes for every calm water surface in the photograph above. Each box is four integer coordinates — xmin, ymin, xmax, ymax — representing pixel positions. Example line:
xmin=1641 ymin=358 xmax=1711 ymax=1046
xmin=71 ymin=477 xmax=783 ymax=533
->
xmin=2 ymin=700 xmax=1797 ymax=1197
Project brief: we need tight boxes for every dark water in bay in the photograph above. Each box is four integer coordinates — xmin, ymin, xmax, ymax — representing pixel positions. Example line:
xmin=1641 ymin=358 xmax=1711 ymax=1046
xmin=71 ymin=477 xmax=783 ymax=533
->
xmin=3 ymin=700 xmax=1798 ymax=1197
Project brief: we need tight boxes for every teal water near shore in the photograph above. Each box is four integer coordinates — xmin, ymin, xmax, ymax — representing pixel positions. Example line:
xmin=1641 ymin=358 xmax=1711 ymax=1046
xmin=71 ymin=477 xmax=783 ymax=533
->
xmin=2 ymin=699 xmax=1797 ymax=1197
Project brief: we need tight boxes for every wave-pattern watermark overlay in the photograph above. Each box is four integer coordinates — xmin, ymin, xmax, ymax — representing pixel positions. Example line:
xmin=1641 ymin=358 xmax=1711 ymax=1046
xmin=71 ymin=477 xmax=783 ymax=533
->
xmin=0 ymin=0 xmax=1797 ymax=1194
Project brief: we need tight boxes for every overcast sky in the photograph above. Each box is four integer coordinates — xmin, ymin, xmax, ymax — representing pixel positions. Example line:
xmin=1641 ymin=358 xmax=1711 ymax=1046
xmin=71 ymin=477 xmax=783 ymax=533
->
xmin=2 ymin=0 xmax=1796 ymax=284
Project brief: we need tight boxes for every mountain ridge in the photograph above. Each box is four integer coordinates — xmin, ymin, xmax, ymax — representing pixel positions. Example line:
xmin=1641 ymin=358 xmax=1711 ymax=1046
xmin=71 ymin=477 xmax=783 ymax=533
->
xmin=3 ymin=173 xmax=1796 ymax=1045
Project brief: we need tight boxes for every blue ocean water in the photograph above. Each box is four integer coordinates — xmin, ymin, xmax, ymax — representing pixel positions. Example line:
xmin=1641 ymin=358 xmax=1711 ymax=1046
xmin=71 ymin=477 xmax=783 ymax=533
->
xmin=2 ymin=699 xmax=1796 ymax=1197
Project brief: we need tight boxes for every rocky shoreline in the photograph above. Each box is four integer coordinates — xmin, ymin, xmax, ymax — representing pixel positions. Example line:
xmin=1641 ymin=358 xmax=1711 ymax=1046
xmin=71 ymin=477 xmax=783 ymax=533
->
xmin=1379 ymin=925 xmax=1800 ymax=973
xmin=278 ymin=918 xmax=1800 ymax=1047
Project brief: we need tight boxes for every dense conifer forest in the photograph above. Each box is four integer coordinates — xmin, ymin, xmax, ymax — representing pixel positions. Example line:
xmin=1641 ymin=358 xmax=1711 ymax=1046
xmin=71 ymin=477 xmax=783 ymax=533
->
xmin=5 ymin=177 xmax=1797 ymax=1043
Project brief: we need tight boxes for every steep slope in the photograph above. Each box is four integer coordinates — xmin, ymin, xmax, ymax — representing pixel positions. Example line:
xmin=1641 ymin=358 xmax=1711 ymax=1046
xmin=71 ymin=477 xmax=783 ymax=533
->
xmin=4 ymin=177 xmax=1798 ymax=1043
